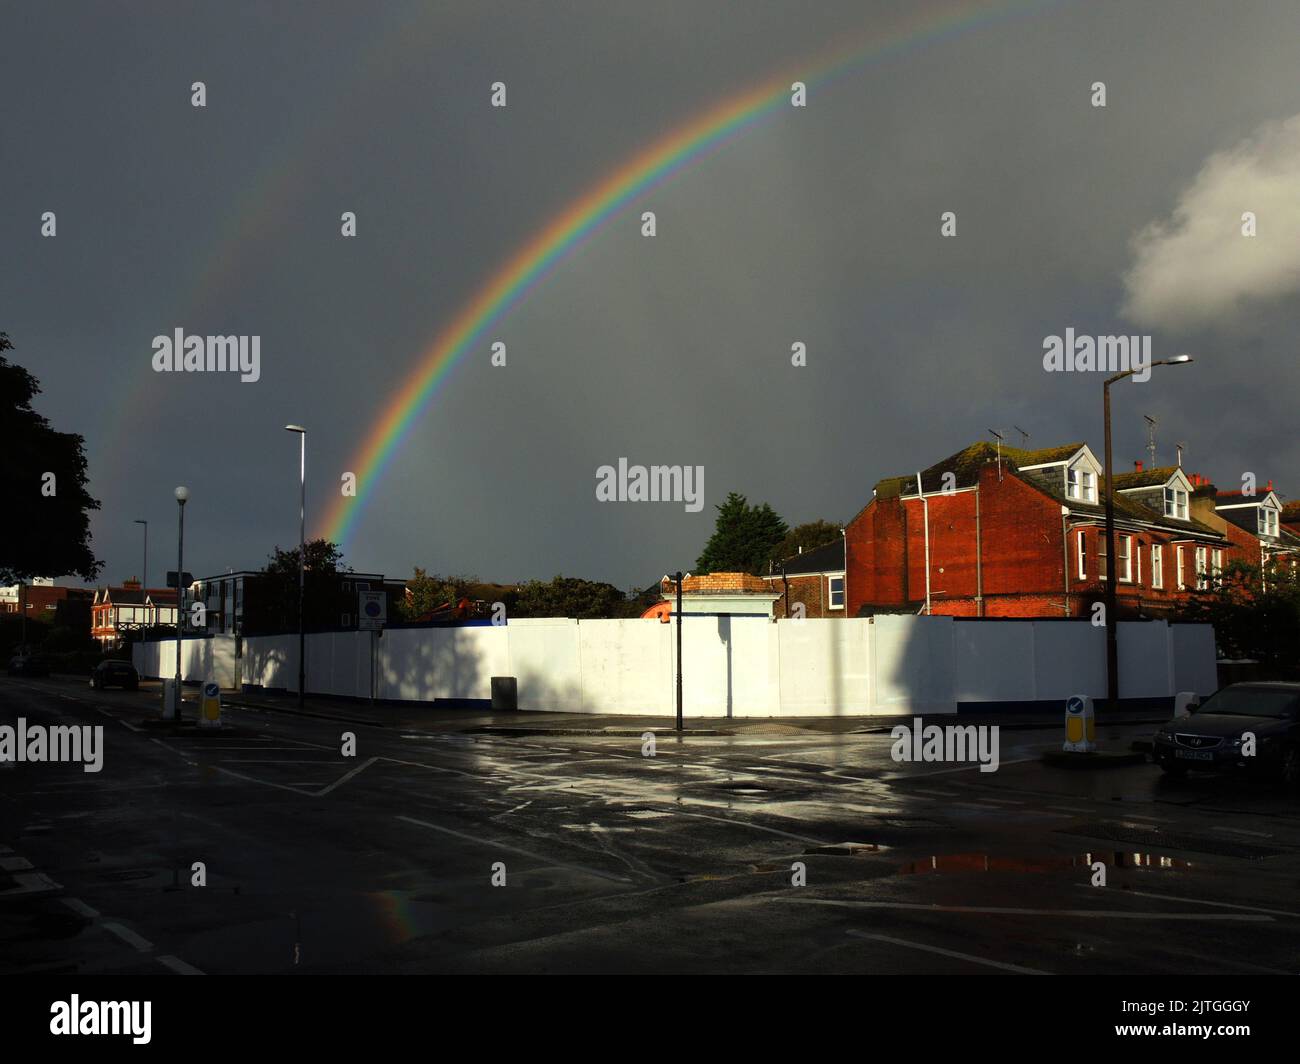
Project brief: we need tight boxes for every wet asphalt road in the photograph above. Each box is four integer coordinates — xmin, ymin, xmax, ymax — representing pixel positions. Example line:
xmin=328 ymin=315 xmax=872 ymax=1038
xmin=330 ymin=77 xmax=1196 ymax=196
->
xmin=3 ymin=675 xmax=1299 ymax=974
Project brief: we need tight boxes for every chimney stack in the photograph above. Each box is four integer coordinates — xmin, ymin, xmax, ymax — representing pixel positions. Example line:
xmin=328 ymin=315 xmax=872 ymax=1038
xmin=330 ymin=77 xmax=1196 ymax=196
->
xmin=1134 ymin=460 xmax=1143 ymax=472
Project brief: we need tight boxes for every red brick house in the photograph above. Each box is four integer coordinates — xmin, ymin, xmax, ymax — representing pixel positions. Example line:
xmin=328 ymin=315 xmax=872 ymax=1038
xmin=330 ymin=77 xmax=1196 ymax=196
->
xmin=842 ymin=441 xmax=1259 ymax=619
xmin=763 ymin=538 xmax=846 ymax=618
xmin=1213 ymin=484 xmax=1300 ymax=578
xmin=91 ymin=580 xmax=179 ymax=649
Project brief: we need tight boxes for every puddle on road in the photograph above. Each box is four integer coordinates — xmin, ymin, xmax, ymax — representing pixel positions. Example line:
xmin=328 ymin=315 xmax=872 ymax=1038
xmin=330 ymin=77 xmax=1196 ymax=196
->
xmin=897 ymin=851 xmax=1193 ymax=875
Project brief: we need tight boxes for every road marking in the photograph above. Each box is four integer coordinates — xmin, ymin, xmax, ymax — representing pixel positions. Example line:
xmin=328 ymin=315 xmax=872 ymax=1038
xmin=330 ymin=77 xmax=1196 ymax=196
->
xmin=880 ymin=756 xmax=1039 ymax=780
xmin=315 ymin=757 xmax=377 ymax=796
xmin=102 ymin=922 xmax=153 ymax=951
xmin=61 ymin=897 xmax=100 ymax=918
xmin=217 ymin=759 xmax=348 ymax=764
xmin=906 ymin=788 xmax=960 ymax=799
xmin=210 ymin=765 xmax=315 ymax=795
xmin=0 ymin=855 xmax=34 ymax=872
xmin=184 ymin=745 xmax=315 ymax=751
xmin=157 ymin=955 xmax=204 ymax=975
xmin=846 ymin=930 xmax=1051 ymax=974
xmin=1047 ymin=805 xmax=1089 ymax=814
xmin=777 ymin=898 xmax=1272 ymax=921
xmin=1211 ymin=825 xmax=1273 ymax=839
xmin=674 ymin=808 xmax=823 ymax=845
xmin=0 ymin=872 xmax=62 ymax=898
xmin=396 ymin=815 xmax=632 ymax=884
xmin=91 ymin=705 xmax=143 ymax=732
xmin=149 ymin=738 xmax=197 ymax=766
xmin=492 ymin=800 xmax=534 ymax=820
xmin=1083 ymin=886 xmax=1300 ymax=920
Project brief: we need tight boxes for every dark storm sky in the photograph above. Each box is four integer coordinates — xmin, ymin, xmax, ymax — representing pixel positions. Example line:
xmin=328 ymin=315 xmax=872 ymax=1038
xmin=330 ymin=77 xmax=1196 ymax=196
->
xmin=4 ymin=0 xmax=1300 ymax=589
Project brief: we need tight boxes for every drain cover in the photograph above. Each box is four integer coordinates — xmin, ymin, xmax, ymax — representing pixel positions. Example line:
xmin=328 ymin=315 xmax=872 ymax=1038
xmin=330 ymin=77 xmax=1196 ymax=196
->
xmin=1057 ymin=821 xmax=1282 ymax=859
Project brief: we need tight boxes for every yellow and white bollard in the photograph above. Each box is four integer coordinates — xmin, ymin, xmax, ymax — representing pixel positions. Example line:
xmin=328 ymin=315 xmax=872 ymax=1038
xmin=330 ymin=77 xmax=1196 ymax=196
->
xmin=1064 ymin=694 xmax=1096 ymax=753
xmin=199 ymin=680 xmax=222 ymax=729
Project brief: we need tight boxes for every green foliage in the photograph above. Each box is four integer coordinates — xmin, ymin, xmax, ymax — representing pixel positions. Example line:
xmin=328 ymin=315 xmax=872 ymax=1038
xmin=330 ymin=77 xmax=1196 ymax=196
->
xmin=767 ymin=519 xmax=842 ymax=571
xmin=510 ymin=575 xmax=627 ymax=619
xmin=695 ymin=492 xmax=788 ymax=575
xmin=257 ymin=538 xmax=347 ymax=632
xmin=0 ymin=333 xmax=102 ymax=583
xmin=399 ymin=569 xmax=480 ymax=620
xmin=1176 ymin=558 xmax=1300 ymax=676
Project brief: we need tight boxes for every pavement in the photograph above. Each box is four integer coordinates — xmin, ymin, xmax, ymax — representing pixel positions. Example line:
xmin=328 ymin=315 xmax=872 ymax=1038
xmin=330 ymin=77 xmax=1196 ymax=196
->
xmin=3 ymin=673 xmax=1299 ymax=974
xmin=214 ymin=681 xmax=1170 ymax=735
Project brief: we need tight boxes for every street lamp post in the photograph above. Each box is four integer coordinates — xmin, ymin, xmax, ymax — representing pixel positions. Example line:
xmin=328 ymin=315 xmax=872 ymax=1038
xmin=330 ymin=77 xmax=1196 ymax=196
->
xmin=675 ymin=572 xmax=684 ymax=733
xmin=171 ymin=487 xmax=188 ymax=721
xmin=134 ymin=519 xmax=148 ymax=618
xmin=285 ymin=426 xmax=306 ymax=708
xmin=1102 ymin=355 xmax=1193 ymax=707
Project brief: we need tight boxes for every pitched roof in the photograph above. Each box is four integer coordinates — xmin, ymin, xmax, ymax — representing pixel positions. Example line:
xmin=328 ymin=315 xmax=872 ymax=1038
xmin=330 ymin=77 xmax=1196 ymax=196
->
xmin=773 ymin=538 xmax=844 ymax=576
xmin=874 ymin=441 xmax=1085 ymax=498
xmin=873 ymin=441 xmax=1222 ymax=539
xmin=1113 ymin=466 xmax=1179 ymax=490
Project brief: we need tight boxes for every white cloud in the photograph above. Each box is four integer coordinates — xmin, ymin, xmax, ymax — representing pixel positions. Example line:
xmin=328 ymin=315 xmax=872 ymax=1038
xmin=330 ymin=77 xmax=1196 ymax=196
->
xmin=1123 ymin=113 xmax=1300 ymax=331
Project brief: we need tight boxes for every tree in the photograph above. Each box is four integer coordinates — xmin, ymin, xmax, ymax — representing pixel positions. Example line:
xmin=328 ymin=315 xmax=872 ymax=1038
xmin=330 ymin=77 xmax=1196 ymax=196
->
xmin=0 ymin=333 xmax=101 ymax=583
xmin=257 ymin=538 xmax=346 ymax=632
xmin=399 ymin=569 xmax=480 ymax=620
xmin=510 ymin=575 xmax=626 ymax=619
xmin=694 ymin=492 xmax=788 ymax=575
xmin=766 ymin=519 xmax=842 ymax=572
xmin=1176 ymin=557 xmax=1300 ymax=677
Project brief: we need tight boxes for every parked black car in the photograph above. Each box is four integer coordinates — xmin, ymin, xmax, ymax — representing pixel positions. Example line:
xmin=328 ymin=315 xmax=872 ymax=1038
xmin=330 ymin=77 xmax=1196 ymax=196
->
xmin=1152 ymin=682 xmax=1300 ymax=786
xmin=90 ymin=659 xmax=139 ymax=690
xmin=6 ymin=652 xmax=51 ymax=677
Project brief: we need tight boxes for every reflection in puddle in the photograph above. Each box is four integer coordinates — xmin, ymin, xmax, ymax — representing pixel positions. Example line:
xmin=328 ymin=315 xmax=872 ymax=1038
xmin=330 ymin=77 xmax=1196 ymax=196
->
xmin=897 ymin=852 xmax=1192 ymax=875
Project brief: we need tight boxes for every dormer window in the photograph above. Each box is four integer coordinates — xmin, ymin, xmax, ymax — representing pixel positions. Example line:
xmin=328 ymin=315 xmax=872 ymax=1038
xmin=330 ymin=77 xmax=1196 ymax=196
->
xmin=1067 ymin=466 xmax=1096 ymax=503
xmin=1258 ymin=506 xmax=1279 ymax=537
xmin=1164 ymin=487 xmax=1188 ymax=520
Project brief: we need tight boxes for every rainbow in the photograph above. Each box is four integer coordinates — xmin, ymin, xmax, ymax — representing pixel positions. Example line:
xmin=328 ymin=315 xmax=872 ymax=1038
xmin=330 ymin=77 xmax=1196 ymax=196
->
xmin=323 ymin=0 xmax=1060 ymax=547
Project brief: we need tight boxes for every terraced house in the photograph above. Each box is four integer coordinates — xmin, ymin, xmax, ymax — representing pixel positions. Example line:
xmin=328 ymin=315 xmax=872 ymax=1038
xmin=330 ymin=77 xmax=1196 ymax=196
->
xmin=843 ymin=441 xmax=1298 ymax=620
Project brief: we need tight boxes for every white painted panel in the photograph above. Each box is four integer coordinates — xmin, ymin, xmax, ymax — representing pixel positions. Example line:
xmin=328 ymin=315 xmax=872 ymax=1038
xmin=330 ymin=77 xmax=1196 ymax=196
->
xmin=953 ymin=621 xmax=1035 ymax=703
xmin=872 ymin=615 xmax=956 ymax=715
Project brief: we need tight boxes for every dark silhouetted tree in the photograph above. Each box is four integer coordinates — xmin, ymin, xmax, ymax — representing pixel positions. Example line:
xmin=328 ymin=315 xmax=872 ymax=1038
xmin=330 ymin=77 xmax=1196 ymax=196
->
xmin=766 ymin=519 xmax=842 ymax=572
xmin=695 ymin=492 xmax=788 ymax=575
xmin=0 ymin=333 xmax=101 ymax=584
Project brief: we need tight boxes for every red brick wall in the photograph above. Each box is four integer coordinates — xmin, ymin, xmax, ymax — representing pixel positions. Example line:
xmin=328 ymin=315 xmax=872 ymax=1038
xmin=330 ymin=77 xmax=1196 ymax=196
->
xmin=770 ymin=573 xmax=839 ymax=618
xmin=845 ymin=464 xmax=1239 ymax=619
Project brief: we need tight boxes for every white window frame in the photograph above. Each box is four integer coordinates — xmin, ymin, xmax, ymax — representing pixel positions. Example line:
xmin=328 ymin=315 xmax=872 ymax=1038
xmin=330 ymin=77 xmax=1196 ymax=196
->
xmin=1258 ymin=506 xmax=1279 ymax=537
xmin=1151 ymin=544 xmax=1163 ymax=589
xmin=1195 ymin=546 xmax=1208 ymax=590
xmin=1212 ymin=549 xmax=1223 ymax=587
xmin=1118 ymin=535 xmax=1133 ymax=583
xmin=1176 ymin=546 xmax=1185 ymax=590
xmin=1067 ymin=466 xmax=1097 ymax=503
xmin=1077 ymin=531 xmax=1087 ymax=580
xmin=1164 ymin=487 xmax=1188 ymax=520
xmin=827 ymin=573 xmax=845 ymax=610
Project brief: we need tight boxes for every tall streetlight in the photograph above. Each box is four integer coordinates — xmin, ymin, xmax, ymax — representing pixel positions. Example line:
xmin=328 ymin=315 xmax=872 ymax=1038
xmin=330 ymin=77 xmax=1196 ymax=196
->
xmin=171 ymin=487 xmax=188 ymax=721
xmin=134 ymin=519 xmax=148 ymax=619
xmin=1103 ymin=355 xmax=1193 ymax=706
xmin=285 ymin=426 xmax=306 ymax=708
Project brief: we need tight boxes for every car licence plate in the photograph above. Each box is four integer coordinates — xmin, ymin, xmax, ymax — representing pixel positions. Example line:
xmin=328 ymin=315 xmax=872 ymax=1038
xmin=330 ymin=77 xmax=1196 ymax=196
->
xmin=1174 ymin=749 xmax=1214 ymax=761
